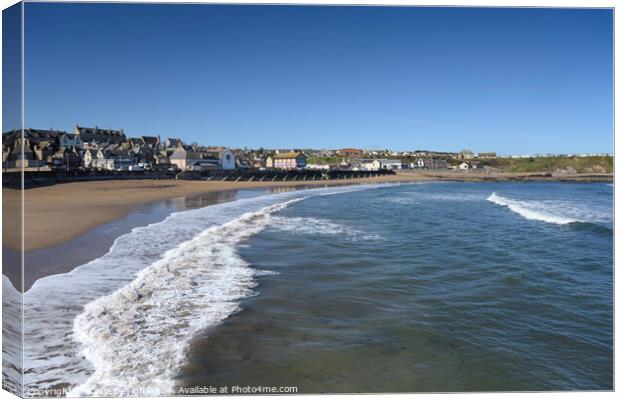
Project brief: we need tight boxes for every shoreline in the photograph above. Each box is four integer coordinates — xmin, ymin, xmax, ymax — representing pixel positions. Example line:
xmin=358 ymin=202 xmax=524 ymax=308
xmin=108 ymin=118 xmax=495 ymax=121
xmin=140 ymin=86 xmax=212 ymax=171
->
xmin=10 ymin=189 xmax=266 ymax=291
xmin=2 ymin=171 xmax=612 ymax=253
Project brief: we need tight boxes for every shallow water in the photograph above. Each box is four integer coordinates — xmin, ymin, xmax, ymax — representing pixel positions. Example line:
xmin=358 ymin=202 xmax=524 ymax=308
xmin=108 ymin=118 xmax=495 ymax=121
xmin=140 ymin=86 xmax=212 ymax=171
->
xmin=178 ymin=182 xmax=613 ymax=392
xmin=13 ymin=185 xmax=375 ymax=396
xmin=7 ymin=182 xmax=613 ymax=395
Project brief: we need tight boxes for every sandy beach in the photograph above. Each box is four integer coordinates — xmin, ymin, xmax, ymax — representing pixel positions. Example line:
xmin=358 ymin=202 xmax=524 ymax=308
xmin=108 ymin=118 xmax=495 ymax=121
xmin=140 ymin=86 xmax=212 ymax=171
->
xmin=2 ymin=174 xmax=412 ymax=252
xmin=2 ymin=171 xmax=612 ymax=252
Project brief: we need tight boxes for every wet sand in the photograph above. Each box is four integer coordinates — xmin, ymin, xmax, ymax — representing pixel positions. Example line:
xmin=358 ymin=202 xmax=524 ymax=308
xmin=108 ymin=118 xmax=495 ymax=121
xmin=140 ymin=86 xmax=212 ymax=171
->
xmin=2 ymin=175 xmax=417 ymax=252
xmin=11 ymin=189 xmax=266 ymax=291
xmin=2 ymin=171 xmax=612 ymax=252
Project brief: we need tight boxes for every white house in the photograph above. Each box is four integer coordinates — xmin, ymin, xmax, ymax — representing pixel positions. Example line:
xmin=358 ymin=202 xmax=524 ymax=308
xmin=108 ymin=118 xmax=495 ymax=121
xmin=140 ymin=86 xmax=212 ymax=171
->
xmin=458 ymin=162 xmax=469 ymax=171
xmin=378 ymin=159 xmax=402 ymax=170
xmin=91 ymin=158 xmax=114 ymax=171
xmin=81 ymin=148 xmax=104 ymax=168
xmin=206 ymin=148 xmax=236 ymax=170
xmin=359 ymin=159 xmax=381 ymax=171
xmin=412 ymin=158 xmax=426 ymax=169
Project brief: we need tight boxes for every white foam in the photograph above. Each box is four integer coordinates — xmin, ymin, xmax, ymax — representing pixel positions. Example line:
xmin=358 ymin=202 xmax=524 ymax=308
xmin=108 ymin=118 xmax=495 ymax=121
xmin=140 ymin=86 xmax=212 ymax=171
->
xmin=270 ymin=216 xmax=383 ymax=241
xmin=68 ymin=199 xmax=301 ymax=396
xmin=18 ymin=183 xmax=390 ymax=396
xmin=2 ymin=275 xmax=23 ymax=396
xmin=487 ymin=193 xmax=579 ymax=225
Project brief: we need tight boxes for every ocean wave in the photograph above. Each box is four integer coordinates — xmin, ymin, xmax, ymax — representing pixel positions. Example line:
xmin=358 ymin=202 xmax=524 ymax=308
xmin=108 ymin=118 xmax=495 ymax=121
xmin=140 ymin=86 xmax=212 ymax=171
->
xmin=2 ymin=275 xmax=23 ymax=396
xmin=270 ymin=216 xmax=384 ymax=241
xmin=68 ymin=199 xmax=302 ymax=396
xmin=18 ymin=183 xmax=388 ymax=396
xmin=487 ymin=193 xmax=610 ymax=226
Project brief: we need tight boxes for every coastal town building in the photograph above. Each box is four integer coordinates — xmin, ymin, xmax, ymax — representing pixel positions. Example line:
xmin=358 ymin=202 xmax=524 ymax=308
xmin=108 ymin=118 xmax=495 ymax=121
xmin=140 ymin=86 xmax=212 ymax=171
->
xmin=59 ymin=133 xmax=83 ymax=149
xmin=167 ymin=146 xmax=236 ymax=171
xmin=74 ymin=125 xmax=126 ymax=144
xmin=337 ymin=148 xmax=364 ymax=157
xmin=378 ymin=159 xmax=402 ymax=170
xmin=1 ymin=125 xmax=512 ymax=176
xmin=305 ymin=164 xmax=330 ymax=171
xmin=359 ymin=159 xmax=381 ymax=171
xmin=411 ymin=158 xmax=450 ymax=170
xmin=165 ymin=138 xmax=183 ymax=148
xmin=478 ymin=152 xmax=497 ymax=159
xmin=205 ymin=148 xmax=236 ymax=170
xmin=141 ymin=135 xmax=161 ymax=148
xmin=432 ymin=159 xmax=449 ymax=169
xmin=267 ymin=152 xmax=307 ymax=170
xmin=81 ymin=149 xmax=104 ymax=168
xmin=458 ymin=149 xmax=475 ymax=160
xmin=412 ymin=158 xmax=426 ymax=169
xmin=169 ymin=147 xmax=205 ymax=170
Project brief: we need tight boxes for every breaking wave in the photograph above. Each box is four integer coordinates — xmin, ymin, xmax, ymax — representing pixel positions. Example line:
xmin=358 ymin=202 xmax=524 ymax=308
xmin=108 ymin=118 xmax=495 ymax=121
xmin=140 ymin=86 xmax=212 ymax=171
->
xmin=69 ymin=199 xmax=301 ymax=396
xmin=2 ymin=275 xmax=22 ymax=396
xmin=487 ymin=192 xmax=610 ymax=227
xmin=269 ymin=216 xmax=383 ymax=241
xmin=19 ymin=184 xmax=388 ymax=397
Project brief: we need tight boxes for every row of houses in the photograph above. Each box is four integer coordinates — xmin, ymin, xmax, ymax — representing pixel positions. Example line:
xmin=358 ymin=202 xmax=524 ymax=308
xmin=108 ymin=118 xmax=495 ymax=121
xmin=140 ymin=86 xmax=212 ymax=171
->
xmin=2 ymin=126 xmax=502 ymax=173
xmin=2 ymin=126 xmax=238 ymax=172
xmin=319 ymin=158 xmax=450 ymax=171
xmin=332 ymin=148 xmax=497 ymax=160
xmin=2 ymin=127 xmax=314 ymax=173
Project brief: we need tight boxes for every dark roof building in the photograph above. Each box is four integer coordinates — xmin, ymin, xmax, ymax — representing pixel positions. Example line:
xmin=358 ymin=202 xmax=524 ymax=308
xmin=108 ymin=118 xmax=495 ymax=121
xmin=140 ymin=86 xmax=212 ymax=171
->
xmin=74 ymin=125 xmax=126 ymax=144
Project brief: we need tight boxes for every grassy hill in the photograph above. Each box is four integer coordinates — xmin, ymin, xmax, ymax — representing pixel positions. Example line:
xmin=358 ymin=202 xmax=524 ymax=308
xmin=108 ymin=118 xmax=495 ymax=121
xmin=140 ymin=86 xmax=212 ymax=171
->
xmin=306 ymin=154 xmax=613 ymax=174
xmin=477 ymin=156 xmax=613 ymax=173
xmin=307 ymin=156 xmax=341 ymax=165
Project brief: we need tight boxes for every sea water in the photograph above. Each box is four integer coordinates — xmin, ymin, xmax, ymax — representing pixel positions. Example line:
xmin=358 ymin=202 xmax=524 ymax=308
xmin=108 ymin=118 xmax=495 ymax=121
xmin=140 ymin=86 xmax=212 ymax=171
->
xmin=6 ymin=182 xmax=613 ymax=394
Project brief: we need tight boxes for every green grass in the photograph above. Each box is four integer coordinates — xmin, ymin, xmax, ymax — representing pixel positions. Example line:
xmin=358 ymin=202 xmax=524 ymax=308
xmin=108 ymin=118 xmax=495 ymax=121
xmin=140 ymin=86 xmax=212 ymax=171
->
xmin=307 ymin=155 xmax=613 ymax=173
xmin=478 ymin=156 xmax=613 ymax=173
xmin=307 ymin=156 xmax=341 ymax=165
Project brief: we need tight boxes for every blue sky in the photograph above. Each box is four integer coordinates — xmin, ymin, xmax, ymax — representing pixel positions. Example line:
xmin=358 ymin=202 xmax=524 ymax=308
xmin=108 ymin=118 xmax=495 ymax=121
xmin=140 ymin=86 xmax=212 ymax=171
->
xmin=18 ymin=4 xmax=613 ymax=154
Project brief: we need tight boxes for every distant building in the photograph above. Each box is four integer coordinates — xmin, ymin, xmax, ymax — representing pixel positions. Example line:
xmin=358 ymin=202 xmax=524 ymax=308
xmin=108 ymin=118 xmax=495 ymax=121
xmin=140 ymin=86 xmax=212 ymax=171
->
xmin=141 ymin=135 xmax=160 ymax=148
xmin=165 ymin=138 xmax=183 ymax=148
xmin=430 ymin=159 xmax=449 ymax=169
xmin=306 ymin=164 xmax=330 ymax=171
xmin=478 ymin=152 xmax=497 ymax=159
xmin=167 ymin=147 xmax=236 ymax=171
xmin=359 ymin=159 xmax=381 ymax=171
xmin=74 ymin=125 xmax=126 ymax=144
xmin=459 ymin=162 xmax=470 ymax=170
xmin=81 ymin=149 xmax=104 ymax=168
xmin=169 ymin=147 xmax=204 ymax=170
xmin=337 ymin=148 xmax=364 ymax=157
xmin=152 ymin=152 xmax=170 ymax=167
xmin=458 ymin=149 xmax=475 ymax=160
xmin=253 ymin=156 xmax=267 ymax=169
xmin=267 ymin=152 xmax=307 ymax=170
xmin=204 ymin=148 xmax=236 ymax=170
xmin=59 ymin=133 xmax=83 ymax=149
xmin=378 ymin=159 xmax=402 ymax=170
xmin=412 ymin=158 xmax=450 ymax=170
xmin=412 ymin=158 xmax=426 ymax=169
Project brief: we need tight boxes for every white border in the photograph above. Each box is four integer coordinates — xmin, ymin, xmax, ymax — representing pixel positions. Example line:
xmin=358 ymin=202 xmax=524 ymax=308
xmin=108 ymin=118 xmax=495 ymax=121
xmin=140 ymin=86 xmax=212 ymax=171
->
xmin=0 ymin=1 xmax=616 ymax=399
